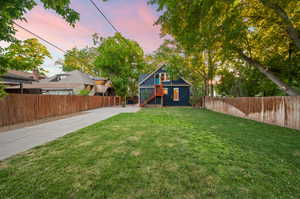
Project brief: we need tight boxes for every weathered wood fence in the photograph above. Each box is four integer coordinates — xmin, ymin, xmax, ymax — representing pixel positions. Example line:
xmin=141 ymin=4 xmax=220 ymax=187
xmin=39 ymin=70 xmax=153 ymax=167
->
xmin=0 ymin=94 xmax=122 ymax=127
xmin=203 ymin=96 xmax=300 ymax=130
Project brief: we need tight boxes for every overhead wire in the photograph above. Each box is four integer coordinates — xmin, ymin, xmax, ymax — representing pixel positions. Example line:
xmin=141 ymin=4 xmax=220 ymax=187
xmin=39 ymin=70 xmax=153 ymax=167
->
xmin=88 ymin=0 xmax=120 ymax=33
xmin=13 ymin=22 xmax=95 ymax=71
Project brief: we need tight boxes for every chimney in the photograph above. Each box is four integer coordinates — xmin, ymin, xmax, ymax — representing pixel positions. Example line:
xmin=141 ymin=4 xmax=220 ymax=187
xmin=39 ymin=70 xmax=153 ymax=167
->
xmin=32 ymin=69 xmax=39 ymax=80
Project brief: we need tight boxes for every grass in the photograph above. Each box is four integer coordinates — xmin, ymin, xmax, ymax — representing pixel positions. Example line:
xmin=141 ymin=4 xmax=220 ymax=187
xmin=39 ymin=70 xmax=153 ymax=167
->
xmin=0 ymin=108 xmax=299 ymax=199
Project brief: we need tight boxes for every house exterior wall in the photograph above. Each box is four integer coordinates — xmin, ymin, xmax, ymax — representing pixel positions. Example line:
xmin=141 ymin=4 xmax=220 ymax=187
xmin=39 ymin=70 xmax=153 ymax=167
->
xmin=163 ymin=86 xmax=190 ymax=106
xmin=139 ymin=66 xmax=191 ymax=106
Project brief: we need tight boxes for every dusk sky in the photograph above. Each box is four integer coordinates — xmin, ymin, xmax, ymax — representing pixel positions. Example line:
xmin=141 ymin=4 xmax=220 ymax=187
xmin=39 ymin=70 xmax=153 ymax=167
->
xmin=13 ymin=0 xmax=165 ymax=76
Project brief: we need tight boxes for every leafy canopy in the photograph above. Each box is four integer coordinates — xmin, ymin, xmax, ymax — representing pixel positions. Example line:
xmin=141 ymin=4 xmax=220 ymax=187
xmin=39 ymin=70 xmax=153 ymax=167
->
xmin=2 ymin=38 xmax=52 ymax=71
xmin=56 ymin=47 xmax=100 ymax=75
xmin=148 ymin=0 xmax=300 ymax=96
xmin=94 ymin=33 xmax=146 ymax=97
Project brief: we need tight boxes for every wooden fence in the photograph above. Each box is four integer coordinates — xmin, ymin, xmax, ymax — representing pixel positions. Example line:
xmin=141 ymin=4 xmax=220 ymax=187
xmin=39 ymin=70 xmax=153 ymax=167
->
xmin=203 ymin=96 xmax=300 ymax=131
xmin=0 ymin=94 xmax=122 ymax=127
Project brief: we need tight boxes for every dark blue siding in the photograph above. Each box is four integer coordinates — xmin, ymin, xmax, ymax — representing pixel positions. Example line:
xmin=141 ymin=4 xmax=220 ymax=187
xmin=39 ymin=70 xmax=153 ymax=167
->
xmin=139 ymin=65 xmax=191 ymax=106
xmin=163 ymin=86 xmax=190 ymax=106
xmin=140 ymin=67 xmax=190 ymax=87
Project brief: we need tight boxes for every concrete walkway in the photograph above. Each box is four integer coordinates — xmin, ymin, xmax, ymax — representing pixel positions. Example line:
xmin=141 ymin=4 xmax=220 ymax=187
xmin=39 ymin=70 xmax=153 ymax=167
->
xmin=0 ymin=106 xmax=140 ymax=160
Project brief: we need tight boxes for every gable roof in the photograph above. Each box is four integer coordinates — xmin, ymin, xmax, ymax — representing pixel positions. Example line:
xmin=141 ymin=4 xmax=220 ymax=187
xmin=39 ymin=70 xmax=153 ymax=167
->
xmin=2 ymin=70 xmax=38 ymax=81
xmin=40 ymin=70 xmax=95 ymax=85
xmin=138 ymin=74 xmax=149 ymax=83
xmin=138 ymin=65 xmax=165 ymax=85
xmin=138 ymin=65 xmax=192 ymax=86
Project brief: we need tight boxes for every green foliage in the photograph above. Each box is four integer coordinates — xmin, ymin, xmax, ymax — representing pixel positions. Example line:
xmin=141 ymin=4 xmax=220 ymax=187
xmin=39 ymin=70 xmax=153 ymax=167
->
xmin=0 ymin=0 xmax=79 ymax=97
xmin=78 ymin=89 xmax=90 ymax=96
xmin=0 ymin=85 xmax=7 ymax=98
xmin=94 ymin=33 xmax=146 ymax=97
xmin=216 ymin=63 xmax=283 ymax=97
xmin=56 ymin=47 xmax=100 ymax=75
xmin=148 ymin=0 xmax=300 ymax=96
xmin=190 ymin=87 xmax=204 ymax=106
xmin=0 ymin=38 xmax=51 ymax=96
xmin=3 ymin=38 xmax=52 ymax=71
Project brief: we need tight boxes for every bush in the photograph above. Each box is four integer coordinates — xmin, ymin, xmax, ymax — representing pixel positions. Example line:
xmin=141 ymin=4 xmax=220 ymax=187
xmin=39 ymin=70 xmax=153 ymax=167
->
xmin=78 ymin=89 xmax=90 ymax=96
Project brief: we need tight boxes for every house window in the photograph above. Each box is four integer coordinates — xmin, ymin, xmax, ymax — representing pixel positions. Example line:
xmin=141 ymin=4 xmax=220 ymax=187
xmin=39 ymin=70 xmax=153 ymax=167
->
xmin=173 ymin=88 xmax=179 ymax=101
xmin=160 ymin=72 xmax=169 ymax=82
xmin=163 ymin=88 xmax=168 ymax=95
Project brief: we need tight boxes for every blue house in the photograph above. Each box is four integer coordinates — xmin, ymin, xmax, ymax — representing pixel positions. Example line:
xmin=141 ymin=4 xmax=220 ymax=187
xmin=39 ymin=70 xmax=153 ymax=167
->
xmin=139 ymin=65 xmax=191 ymax=107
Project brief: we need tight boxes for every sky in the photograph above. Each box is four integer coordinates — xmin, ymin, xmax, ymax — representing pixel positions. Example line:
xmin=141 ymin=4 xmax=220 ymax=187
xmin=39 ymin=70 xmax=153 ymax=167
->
xmin=10 ymin=0 xmax=165 ymax=76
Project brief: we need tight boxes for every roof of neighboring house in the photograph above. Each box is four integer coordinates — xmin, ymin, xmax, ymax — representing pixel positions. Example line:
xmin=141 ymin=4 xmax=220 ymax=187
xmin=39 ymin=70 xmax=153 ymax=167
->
xmin=6 ymin=70 xmax=113 ymax=91
xmin=6 ymin=82 xmax=83 ymax=90
xmin=40 ymin=70 xmax=95 ymax=85
xmin=2 ymin=70 xmax=37 ymax=81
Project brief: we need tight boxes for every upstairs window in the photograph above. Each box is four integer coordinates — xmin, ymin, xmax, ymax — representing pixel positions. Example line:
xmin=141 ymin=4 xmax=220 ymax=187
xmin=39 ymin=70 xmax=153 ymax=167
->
xmin=160 ymin=72 xmax=169 ymax=82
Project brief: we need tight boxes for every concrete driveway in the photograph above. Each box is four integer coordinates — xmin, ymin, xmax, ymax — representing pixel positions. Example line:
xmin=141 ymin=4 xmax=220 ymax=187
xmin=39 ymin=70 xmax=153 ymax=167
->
xmin=0 ymin=106 xmax=140 ymax=160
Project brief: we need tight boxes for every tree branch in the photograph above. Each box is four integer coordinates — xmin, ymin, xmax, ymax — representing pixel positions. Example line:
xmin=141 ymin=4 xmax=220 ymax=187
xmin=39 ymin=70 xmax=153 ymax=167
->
xmin=235 ymin=48 xmax=300 ymax=96
xmin=260 ymin=0 xmax=300 ymax=50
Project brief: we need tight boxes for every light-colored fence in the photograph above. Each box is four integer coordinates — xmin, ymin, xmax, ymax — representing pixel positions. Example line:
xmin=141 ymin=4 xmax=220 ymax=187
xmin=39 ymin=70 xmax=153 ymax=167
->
xmin=204 ymin=96 xmax=300 ymax=131
xmin=0 ymin=94 xmax=122 ymax=127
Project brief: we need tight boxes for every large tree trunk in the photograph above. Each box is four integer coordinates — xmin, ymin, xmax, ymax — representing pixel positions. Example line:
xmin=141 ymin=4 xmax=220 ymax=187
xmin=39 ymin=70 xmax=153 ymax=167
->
xmin=236 ymin=49 xmax=300 ymax=96
xmin=261 ymin=0 xmax=300 ymax=50
xmin=207 ymin=49 xmax=215 ymax=97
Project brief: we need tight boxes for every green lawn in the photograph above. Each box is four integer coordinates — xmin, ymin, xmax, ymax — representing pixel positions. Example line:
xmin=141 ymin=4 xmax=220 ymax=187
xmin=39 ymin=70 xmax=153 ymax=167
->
xmin=0 ymin=108 xmax=299 ymax=199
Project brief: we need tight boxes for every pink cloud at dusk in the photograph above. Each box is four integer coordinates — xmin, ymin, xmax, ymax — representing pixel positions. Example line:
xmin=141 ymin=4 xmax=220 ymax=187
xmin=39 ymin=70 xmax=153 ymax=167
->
xmin=15 ymin=6 xmax=98 ymax=50
xmin=109 ymin=1 xmax=163 ymax=53
xmin=8 ymin=0 xmax=166 ymax=75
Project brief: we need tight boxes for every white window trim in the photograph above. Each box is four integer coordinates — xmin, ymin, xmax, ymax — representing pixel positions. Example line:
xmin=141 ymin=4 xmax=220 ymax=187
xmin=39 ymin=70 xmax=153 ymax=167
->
xmin=173 ymin=88 xmax=179 ymax=101
xmin=161 ymin=72 xmax=170 ymax=82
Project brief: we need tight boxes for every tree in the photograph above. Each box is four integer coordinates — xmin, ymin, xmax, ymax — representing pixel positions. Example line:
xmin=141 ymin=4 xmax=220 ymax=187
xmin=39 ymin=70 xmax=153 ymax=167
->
xmin=149 ymin=0 xmax=300 ymax=96
xmin=216 ymin=61 xmax=283 ymax=97
xmin=3 ymin=38 xmax=51 ymax=70
xmin=0 ymin=38 xmax=51 ymax=95
xmin=94 ymin=33 xmax=146 ymax=103
xmin=0 ymin=0 xmax=79 ymax=78
xmin=56 ymin=47 xmax=100 ymax=75
xmin=55 ymin=34 xmax=102 ymax=76
xmin=149 ymin=39 xmax=221 ymax=97
xmin=0 ymin=1 xmax=79 ymax=97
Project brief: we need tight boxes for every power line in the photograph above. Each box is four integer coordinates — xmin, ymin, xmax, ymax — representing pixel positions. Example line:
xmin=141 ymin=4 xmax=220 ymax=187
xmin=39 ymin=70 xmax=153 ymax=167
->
xmin=13 ymin=22 xmax=96 ymax=71
xmin=14 ymin=22 xmax=67 ymax=54
xmin=88 ymin=0 xmax=119 ymax=33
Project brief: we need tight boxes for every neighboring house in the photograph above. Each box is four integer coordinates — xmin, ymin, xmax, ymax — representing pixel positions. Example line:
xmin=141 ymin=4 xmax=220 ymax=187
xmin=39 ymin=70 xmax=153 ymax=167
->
xmin=139 ymin=65 xmax=191 ymax=107
xmin=6 ymin=70 xmax=115 ymax=96
xmin=94 ymin=77 xmax=115 ymax=96
xmin=1 ymin=70 xmax=46 ymax=93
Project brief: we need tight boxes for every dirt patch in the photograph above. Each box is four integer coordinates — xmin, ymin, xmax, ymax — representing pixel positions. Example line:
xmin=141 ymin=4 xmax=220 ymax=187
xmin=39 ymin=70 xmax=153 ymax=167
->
xmin=131 ymin=151 xmax=141 ymax=156
xmin=78 ymin=140 xmax=93 ymax=147
xmin=293 ymin=151 xmax=300 ymax=157
xmin=127 ymin=136 xmax=140 ymax=142
xmin=113 ymin=146 xmax=129 ymax=153
xmin=92 ymin=146 xmax=104 ymax=152
xmin=0 ymin=162 xmax=8 ymax=169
